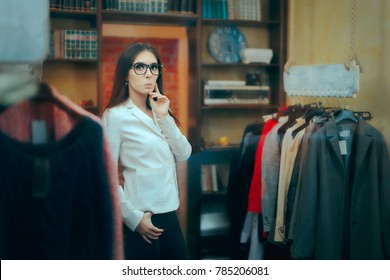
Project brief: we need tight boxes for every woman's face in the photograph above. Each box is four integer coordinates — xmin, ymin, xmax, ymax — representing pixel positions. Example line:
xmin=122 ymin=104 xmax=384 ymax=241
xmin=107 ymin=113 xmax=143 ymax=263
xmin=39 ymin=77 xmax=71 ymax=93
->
xmin=127 ymin=50 xmax=159 ymax=99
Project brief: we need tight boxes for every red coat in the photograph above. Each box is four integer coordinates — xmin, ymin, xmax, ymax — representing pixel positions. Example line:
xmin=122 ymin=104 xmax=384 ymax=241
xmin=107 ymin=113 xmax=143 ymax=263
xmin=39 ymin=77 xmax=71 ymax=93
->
xmin=247 ymin=118 xmax=278 ymax=212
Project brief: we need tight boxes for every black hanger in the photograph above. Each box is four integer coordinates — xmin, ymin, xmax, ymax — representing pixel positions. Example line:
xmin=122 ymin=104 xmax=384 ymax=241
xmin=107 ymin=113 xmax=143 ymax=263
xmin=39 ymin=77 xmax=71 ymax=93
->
xmin=291 ymin=105 xmax=325 ymax=138
xmin=354 ymin=111 xmax=372 ymax=121
xmin=277 ymin=104 xmax=304 ymax=134
xmin=0 ymin=72 xmax=38 ymax=113
xmin=334 ymin=109 xmax=358 ymax=123
xmin=1 ymin=80 xmax=85 ymax=123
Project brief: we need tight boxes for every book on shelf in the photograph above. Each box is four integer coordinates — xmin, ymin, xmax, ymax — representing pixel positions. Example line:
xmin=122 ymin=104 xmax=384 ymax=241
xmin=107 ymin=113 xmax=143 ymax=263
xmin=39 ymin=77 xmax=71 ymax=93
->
xmin=116 ymin=0 xmax=169 ymax=13
xmin=202 ymin=0 xmax=261 ymax=21
xmin=201 ymin=164 xmax=228 ymax=193
xmin=50 ymin=0 xmax=61 ymax=10
xmin=216 ymin=163 xmax=230 ymax=191
xmin=105 ymin=0 xmax=119 ymax=10
xmin=210 ymin=164 xmax=218 ymax=192
xmin=48 ymin=29 xmax=97 ymax=60
xmin=227 ymin=0 xmax=234 ymax=19
xmin=202 ymin=0 xmax=228 ymax=19
xmin=201 ymin=165 xmax=212 ymax=192
xmin=168 ymin=0 xmax=196 ymax=14
xmin=171 ymin=0 xmax=181 ymax=12
xmin=50 ymin=0 xmax=96 ymax=12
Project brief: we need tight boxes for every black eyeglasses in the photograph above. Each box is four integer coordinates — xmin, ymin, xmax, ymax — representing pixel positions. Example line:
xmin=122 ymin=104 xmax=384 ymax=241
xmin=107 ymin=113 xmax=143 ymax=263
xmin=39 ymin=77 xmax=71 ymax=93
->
xmin=130 ymin=62 xmax=162 ymax=76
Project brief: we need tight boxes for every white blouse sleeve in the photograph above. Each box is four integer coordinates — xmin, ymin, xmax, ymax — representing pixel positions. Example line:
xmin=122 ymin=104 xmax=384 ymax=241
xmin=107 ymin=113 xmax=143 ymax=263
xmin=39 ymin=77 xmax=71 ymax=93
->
xmin=102 ymin=110 xmax=121 ymax=170
xmin=102 ymin=109 xmax=144 ymax=231
xmin=157 ymin=115 xmax=192 ymax=161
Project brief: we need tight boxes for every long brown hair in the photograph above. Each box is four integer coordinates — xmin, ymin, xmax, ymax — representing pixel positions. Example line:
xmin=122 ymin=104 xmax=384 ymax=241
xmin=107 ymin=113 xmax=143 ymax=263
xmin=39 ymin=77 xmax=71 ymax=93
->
xmin=103 ymin=42 xmax=179 ymax=124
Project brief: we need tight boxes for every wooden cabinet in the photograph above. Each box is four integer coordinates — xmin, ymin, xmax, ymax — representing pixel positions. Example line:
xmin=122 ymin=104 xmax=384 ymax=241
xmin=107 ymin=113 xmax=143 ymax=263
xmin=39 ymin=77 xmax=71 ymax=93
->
xmin=189 ymin=0 xmax=287 ymax=151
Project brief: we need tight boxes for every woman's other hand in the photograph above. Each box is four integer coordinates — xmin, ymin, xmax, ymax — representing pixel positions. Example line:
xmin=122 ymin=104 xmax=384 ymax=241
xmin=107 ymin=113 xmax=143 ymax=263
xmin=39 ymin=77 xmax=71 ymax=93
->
xmin=135 ymin=212 xmax=164 ymax=244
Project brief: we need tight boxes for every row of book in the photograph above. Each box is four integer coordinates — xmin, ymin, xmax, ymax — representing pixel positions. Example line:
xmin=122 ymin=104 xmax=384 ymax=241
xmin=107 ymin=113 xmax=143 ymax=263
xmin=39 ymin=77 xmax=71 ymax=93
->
xmin=48 ymin=30 xmax=98 ymax=60
xmin=202 ymin=0 xmax=261 ymax=21
xmin=201 ymin=164 xmax=229 ymax=193
xmin=50 ymin=0 xmax=96 ymax=11
xmin=105 ymin=0 xmax=196 ymax=14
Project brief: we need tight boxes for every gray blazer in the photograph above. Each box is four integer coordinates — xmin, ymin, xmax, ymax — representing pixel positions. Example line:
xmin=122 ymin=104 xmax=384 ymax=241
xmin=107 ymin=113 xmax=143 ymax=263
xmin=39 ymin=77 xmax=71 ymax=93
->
xmin=291 ymin=118 xmax=390 ymax=259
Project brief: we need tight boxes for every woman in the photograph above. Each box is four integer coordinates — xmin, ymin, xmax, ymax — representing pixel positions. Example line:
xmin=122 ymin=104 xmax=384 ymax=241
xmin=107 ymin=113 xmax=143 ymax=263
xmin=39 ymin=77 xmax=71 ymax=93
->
xmin=102 ymin=43 xmax=192 ymax=259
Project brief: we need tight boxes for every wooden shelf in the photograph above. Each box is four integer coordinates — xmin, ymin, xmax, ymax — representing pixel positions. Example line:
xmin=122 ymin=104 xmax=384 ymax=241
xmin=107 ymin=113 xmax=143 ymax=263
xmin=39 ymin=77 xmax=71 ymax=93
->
xmin=44 ymin=58 xmax=98 ymax=64
xmin=201 ymin=62 xmax=279 ymax=68
xmin=190 ymin=0 xmax=287 ymax=153
xmin=201 ymin=18 xmax=280 ymax=27
xmin=201 ymin=104 xmax=277 ymax=110
xmin=50 ymin=10 xmax=97 ymax=20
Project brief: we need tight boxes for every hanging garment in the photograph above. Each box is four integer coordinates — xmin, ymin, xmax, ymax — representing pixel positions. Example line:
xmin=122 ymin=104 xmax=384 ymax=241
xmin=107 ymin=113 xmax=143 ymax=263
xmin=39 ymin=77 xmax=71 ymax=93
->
xmin=261 ymin=116 xmax=288 ymax=233
xmin=238 ymin=118 xmax=277 ymax=259
xmin=286 ymin=121 xmax=324 ymax=240
xmin=291 ymin=118 xmax=390 ymax=259
xmin=227 ymin=121 xmax=263 ymax=259
xmin=0 ymin=83 xmax=123 ymax=259
xmin=247 ymin=118 xmax=278 ymax=213
xmin=240 ymin=212 xmax=264 ymax=260
xmin=273 ymin=118 xmax=306 ymax=243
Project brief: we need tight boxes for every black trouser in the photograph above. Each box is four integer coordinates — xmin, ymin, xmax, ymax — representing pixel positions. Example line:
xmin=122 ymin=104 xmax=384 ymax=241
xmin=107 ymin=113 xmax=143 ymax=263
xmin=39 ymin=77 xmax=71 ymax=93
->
xmin=123 ymin=211 xmax=190 ymax=260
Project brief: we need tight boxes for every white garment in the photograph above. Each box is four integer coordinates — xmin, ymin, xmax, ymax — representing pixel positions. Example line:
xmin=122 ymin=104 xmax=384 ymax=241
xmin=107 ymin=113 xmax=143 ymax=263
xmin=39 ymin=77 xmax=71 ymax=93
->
xmin=102 ymin=99 xmax=192 ymax=231
xmin=273 ymin=118 xmax=306 ymax=242
xmin=240 ymin=212 xmax=264 ymax=260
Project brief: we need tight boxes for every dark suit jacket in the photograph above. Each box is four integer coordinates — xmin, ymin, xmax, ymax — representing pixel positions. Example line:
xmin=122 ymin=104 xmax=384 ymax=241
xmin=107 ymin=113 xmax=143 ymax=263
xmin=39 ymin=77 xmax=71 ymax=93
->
xmin=291 ymin=118 xmax=390 ymax=259
xmin=227 ymin=122 xmax=263 ymax=259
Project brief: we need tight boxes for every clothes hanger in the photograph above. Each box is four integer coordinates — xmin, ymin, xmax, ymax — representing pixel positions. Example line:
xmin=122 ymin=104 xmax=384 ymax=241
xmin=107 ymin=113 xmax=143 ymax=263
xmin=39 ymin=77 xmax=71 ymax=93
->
xmin=277 ymin=104 xmax=304 ymax=134
xmin=333 ymin=94 xmax=358 ymax=124
xmin=354 ymin=111 xmax=372 ymax=120
xmin=334 ymin=108 xmax=358 ymax=123
xmin=291 ymin=102 xmax=325 ymax=138
xmin=0 ymin=67 xmax=85 ymax=123
xmin=0 ymin=68 xmax=38 ymax=113
xmin=246 ymin=119 xmax=264 ymax=136
xmin=29 ymin=82 xmax=85 ymax=122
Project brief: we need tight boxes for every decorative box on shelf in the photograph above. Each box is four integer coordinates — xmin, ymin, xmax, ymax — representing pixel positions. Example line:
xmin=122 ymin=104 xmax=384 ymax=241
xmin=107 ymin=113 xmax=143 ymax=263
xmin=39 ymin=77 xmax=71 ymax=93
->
xmin=203 ymin=80 xmax=270 ymax=105
xmin=239 ymin=48 xmax=273 ymax=64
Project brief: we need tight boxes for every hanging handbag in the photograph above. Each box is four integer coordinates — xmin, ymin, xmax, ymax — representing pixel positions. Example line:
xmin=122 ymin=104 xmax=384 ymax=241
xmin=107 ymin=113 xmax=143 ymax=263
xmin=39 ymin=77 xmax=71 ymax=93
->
xmin=283 ymin=61 xmax=360 ymax=98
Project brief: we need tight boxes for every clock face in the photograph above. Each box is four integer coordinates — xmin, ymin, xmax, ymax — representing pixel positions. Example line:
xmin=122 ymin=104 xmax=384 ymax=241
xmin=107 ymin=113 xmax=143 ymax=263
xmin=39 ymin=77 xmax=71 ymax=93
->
xmin=208 ymin=26 xmax=247 ymax=63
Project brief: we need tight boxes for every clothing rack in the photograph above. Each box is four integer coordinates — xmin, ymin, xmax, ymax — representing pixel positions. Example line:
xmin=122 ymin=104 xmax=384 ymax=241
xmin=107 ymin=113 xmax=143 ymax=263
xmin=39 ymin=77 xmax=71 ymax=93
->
xmin=227 ymin=102 xmax=387 ymax=260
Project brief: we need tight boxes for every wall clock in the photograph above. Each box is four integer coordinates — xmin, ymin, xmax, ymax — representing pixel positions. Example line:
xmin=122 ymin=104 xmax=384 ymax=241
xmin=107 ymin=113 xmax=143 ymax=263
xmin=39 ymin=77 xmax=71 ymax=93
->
xmin=208 ymin=26 xmax=247 ymax=63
